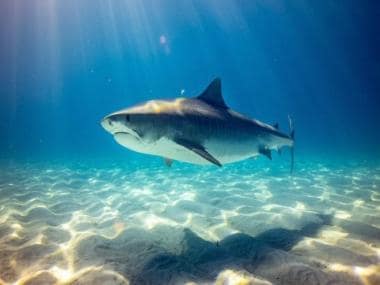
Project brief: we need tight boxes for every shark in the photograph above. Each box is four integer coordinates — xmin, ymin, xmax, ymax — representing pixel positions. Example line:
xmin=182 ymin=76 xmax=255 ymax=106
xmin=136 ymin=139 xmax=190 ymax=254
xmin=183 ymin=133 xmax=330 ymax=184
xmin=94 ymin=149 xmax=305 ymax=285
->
xmin=101 ymin=78 xmax=295 ymax=170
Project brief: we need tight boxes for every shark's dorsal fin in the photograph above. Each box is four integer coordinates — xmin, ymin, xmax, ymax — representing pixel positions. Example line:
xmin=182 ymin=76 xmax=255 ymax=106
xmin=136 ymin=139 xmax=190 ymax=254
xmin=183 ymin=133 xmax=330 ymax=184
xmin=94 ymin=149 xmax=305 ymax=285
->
xmin=197 ymin=78 xmax=227 ymax=108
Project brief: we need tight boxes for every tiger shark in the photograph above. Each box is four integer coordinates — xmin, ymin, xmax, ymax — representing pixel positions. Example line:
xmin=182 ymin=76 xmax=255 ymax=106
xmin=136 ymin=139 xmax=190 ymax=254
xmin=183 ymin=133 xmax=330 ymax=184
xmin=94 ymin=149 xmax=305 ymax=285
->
xmin=101 ymin=78 xmax=295 ymax=170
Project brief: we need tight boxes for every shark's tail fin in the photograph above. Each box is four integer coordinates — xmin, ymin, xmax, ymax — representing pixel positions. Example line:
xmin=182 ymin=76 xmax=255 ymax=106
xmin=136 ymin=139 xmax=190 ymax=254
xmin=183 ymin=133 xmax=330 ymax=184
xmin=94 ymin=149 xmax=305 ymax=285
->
xmin=288 ymin=115 xmax=295 ymax=173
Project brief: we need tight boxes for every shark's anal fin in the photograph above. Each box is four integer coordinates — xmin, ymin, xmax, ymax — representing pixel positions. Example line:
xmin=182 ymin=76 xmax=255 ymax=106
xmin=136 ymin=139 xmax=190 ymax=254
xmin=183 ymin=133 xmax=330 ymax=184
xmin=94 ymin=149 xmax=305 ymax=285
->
xmin=174 ymin=138 xmax=222 ymax=167
xmin=163 ymin=157 xmax=173 ymax=167
xmin=259 ymin=146 xmax=272 ymax=160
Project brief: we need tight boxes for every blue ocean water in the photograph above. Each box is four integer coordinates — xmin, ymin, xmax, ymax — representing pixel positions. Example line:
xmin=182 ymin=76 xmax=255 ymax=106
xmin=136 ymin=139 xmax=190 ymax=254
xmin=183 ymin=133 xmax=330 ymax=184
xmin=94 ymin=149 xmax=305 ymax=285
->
xmin=0 ymin=1 xmax=379 ymax=284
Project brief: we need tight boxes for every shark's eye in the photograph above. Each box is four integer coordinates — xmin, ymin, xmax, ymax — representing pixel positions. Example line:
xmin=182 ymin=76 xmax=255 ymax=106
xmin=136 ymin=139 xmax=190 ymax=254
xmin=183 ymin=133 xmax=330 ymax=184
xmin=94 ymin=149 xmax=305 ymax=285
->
xmin=125 ymin=115 xmax=130 ymax=122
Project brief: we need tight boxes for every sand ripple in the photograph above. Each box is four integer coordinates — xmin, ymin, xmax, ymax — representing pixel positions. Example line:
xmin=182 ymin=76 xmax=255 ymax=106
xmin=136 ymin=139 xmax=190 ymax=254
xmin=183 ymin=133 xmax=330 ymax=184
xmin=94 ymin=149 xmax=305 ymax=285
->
xmin=0 ymin=160 xmax=379 ymax=284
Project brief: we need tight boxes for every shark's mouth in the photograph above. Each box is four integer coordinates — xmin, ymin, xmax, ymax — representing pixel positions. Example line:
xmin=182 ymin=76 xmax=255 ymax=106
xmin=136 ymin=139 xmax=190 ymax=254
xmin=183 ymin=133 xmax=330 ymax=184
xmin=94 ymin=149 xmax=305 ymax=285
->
xmin=113 ymin=131 xmax=143 ymax=144
xmin=113 ymin=131 xmax=146 ymax=152
xmin=114 ymin=131 xmax=131 ymax=136
xmin=114 ymin=128 xmax=142 ymax=138
xmin=114 ymin=131 xmax=138 ymax=138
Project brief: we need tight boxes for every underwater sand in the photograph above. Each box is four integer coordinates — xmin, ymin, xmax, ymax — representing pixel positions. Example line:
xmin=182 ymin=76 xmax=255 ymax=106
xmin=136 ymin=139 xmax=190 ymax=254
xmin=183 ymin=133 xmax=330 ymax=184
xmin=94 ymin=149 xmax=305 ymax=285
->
xmin=0 ymin=160 xmax=379 ymax=285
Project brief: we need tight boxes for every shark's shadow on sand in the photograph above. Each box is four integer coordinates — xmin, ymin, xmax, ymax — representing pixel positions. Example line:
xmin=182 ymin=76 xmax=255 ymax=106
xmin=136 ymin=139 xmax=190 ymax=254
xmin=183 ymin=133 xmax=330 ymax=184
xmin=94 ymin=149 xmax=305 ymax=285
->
xmin=133 ymin=214 xmax=335 ymax=284
xmin=74 ymin=213 xmax=371 ymax=284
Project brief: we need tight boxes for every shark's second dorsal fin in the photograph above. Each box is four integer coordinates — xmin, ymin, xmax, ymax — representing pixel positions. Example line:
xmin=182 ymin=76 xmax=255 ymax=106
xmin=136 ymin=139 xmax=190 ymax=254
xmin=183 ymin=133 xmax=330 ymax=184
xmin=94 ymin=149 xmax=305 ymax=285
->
xmin=197 ymin=78 xmax=227 ymax=108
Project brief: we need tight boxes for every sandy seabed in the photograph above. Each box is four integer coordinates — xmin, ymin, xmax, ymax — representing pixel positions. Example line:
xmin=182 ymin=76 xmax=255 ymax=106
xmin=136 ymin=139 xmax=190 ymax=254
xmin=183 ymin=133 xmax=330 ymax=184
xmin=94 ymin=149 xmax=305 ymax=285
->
xmin=0 ymin=159 xmax=379 ymax=285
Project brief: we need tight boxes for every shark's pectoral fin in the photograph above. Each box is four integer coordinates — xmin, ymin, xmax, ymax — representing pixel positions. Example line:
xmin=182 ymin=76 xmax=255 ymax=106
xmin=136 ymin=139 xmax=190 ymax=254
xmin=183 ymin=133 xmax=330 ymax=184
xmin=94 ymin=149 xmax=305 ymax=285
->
xmin=259 ymin=146 xmax=272 ymax=160
xmin=173 ymin=138 xmax=222 ymax=167
xmin=163 ymin=157 xmax=173 ymax=167
xmin=191 ymin=148 xmax=222 ymax=167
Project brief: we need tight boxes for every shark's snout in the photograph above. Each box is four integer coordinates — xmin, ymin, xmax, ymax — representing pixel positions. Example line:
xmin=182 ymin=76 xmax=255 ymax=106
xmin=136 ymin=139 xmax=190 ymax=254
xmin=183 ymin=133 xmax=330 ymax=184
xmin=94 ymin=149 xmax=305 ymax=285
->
xmin=101 ymin=113 xmax=141 ymax=139
xmin=101 ymin=117 xmax=114 ymax=133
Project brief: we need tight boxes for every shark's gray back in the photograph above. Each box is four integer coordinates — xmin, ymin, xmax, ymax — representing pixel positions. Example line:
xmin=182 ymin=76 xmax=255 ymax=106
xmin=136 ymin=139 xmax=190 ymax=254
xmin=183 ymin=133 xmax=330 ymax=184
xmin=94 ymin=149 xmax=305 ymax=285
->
xmin=136 ymin=97 xmax=281 ymax=153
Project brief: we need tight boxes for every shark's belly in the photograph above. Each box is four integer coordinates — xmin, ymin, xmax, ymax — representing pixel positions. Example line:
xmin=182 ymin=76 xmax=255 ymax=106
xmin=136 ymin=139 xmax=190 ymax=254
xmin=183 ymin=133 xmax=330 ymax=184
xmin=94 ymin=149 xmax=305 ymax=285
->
xmin=115 ymin=133 xmax=256 ymax=165
xmin=154 ymin=139 xmax=255 ymax=165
